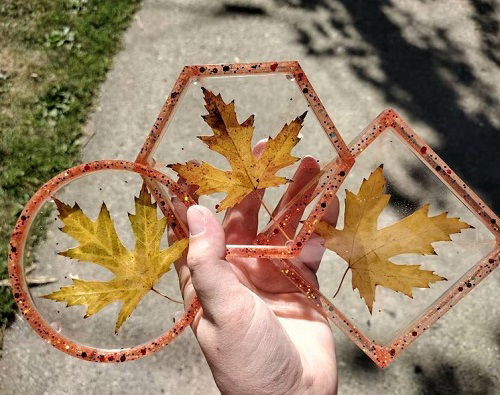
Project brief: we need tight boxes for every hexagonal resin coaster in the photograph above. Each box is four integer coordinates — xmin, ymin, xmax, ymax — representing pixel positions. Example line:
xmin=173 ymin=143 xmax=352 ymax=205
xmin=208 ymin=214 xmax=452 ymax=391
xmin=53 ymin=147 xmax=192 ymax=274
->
xmin=135 ymin=61 xmax=354 ymax=259
xmin=277 ymin=109 xmax=499 ymax=367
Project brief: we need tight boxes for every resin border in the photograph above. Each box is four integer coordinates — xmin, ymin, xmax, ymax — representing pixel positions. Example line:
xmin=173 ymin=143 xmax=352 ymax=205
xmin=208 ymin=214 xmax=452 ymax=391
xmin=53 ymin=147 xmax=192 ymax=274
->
xmin=277 ymin=109 xmax=499 ymax=367
xmin=134 ymin=61 xmax=355 ymax=258
xmin=8 ymin=160 xmax=200 ymax=362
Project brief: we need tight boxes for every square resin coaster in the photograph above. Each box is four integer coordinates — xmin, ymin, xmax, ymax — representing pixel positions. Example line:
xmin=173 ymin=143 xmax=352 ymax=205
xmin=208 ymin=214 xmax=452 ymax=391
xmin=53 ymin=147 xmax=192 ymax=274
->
xmin=278 ymin=109 xmax=499 ymax=367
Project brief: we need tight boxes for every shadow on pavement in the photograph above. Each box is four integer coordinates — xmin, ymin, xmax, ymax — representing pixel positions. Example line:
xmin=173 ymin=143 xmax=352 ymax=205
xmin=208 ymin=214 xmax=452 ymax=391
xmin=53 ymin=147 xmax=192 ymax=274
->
xmin=413 ymin=360 xmax=495 ymax=394
xmin=216 ymin=3 xmax=268 ymax=17
xmin=274 ymin=0 xmax=500 ymax=212
xmin=469 ymin=0 xmax=500 ymax=66
xmin=349 ymin=349 xmax=495 ymax=394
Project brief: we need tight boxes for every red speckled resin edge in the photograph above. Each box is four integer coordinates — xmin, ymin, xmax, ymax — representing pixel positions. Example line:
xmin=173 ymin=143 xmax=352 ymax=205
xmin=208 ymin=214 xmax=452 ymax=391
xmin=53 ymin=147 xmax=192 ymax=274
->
xmin=8 ymin=160 xmax=200 ymax=362
xmin=276 ymin=109 xmax=499 ymax=368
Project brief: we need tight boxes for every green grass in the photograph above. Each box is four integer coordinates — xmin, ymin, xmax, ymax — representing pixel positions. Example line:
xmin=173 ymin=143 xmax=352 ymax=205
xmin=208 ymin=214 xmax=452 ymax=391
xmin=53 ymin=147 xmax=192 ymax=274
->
xmin=0 ymin=0 xmax=141 ymax=334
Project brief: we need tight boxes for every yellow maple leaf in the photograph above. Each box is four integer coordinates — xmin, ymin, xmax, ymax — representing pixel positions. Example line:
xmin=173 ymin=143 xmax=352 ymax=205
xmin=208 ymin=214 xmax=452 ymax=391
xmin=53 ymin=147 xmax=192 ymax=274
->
xmin=315 ymin=165 xmax=471 ymax=312
xmin=43 ymin=183 xmax=188 ymax=333
xmin=170 ymin=88 xmax=306 ymax=211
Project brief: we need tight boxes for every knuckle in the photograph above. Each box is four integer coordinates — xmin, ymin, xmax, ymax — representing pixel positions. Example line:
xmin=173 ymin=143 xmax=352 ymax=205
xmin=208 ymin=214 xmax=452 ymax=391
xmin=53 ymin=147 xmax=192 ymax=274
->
xmin=187 ymin=250 xmax=206 ymax=271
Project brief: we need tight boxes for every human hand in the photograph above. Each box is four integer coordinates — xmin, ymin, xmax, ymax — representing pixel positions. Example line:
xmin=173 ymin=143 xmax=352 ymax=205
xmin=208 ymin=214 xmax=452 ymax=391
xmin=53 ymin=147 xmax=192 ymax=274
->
xmin=171 ymin=155 xmax=339 ymax=395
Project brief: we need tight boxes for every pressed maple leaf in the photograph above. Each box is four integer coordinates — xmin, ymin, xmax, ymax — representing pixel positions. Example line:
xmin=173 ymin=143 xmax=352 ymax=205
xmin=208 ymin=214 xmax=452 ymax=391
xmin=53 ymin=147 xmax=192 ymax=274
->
xmin=43 ymin=183 xmax=188 ymax=333
xmin=170 ymin=88 xmax=306 ymax=211
xmin=315 ymin=165 xmax=471 ymax=312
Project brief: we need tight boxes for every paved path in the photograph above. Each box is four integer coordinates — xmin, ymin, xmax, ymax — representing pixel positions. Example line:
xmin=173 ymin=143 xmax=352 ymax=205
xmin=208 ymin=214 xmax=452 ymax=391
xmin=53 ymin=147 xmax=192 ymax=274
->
xmin=1 ymin=1 xmax=499 ymax=393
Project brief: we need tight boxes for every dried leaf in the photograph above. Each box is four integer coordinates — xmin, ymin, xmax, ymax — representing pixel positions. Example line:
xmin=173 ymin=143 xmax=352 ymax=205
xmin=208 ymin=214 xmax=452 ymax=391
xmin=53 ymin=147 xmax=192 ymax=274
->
xmin=43 ymin=184 xmax=188 ymax=333
xmin=171 ymin=88 xmax=306 ymax=211
xmin=315 ymin=165 xmax=471 ymax=312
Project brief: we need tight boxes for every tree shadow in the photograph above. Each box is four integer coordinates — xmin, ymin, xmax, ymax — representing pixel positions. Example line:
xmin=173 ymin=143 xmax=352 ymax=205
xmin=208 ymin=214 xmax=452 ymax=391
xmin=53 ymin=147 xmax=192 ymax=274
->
xmin=413 ymin=360 xmax=495 ymax=394
xmin=275 ymin=0 xmax=500 ymax=212
xmin=215 ymin=3 xmax=268 ymax=17
xmin=349 ymin=349 xmax=382 ymax=377
xmin=469 ymin=0 xmax=500 ymax=66
xmin=348 ymin=349 xmax=496 ymax=394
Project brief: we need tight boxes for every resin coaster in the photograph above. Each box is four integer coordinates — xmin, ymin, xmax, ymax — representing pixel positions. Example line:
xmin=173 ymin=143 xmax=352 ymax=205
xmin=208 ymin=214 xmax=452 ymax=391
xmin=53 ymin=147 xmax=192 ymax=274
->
xmin=278 ymin=109 xmax=499 ymax=367
xmin=135 ymin=61 xmax=355 ymax=258
xmin=8 ymin=161 xmax=200 ymax=362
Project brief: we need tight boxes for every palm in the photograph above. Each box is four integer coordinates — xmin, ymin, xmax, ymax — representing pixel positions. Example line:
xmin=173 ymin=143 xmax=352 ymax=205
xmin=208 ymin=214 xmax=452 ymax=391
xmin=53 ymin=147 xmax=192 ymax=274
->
xmin=173 ymin=156 xmax=338 ymax=394
xmin=229 ymin=253 xmax=337 ymax=384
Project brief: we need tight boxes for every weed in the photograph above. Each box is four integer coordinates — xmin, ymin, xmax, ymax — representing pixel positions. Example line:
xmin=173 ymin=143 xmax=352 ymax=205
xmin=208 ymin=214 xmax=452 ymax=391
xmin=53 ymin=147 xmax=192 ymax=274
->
xmin=0 ymin=0 xmax=141 ymax=341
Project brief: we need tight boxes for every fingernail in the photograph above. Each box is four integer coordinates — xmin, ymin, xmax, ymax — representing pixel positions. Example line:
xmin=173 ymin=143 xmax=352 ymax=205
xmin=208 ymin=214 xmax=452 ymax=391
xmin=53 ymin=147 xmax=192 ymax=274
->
xmin=301 ymin=155 xmax=319 ymax=169
xmin=187 ymin=205 xmax=206 ymax=236
xmin=298 ymin=235 xmax=325 ymax=264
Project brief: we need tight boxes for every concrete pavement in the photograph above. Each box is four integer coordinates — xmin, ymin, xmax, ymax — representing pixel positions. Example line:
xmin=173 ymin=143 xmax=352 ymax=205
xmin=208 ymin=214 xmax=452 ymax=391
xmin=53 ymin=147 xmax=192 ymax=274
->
xmin=1 ymin=1 xmax=498 ymax=393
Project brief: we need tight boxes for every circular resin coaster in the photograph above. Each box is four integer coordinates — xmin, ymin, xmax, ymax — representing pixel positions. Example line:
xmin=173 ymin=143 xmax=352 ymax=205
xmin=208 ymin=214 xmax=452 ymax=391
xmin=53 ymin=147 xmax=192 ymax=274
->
xmin=8 ymin=160 xmax=200 ymax=362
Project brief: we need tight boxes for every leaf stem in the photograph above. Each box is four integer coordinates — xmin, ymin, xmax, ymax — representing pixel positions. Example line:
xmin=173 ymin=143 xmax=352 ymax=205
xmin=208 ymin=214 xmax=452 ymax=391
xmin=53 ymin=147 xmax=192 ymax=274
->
xmin=255 ymin=191 xmax=292 ymax=242
xmin=257 ymin=164 xmax=332 ymax=241
xmin=332 ymin=266 xmax=350 ymax=298
xmin=151 ymin=287 xmax=183 ymax=304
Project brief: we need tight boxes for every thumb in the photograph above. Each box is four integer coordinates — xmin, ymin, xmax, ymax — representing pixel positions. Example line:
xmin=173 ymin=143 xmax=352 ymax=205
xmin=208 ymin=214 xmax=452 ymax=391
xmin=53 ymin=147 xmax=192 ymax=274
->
xmin=186 ymin=205 xmax=242 ymax=323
